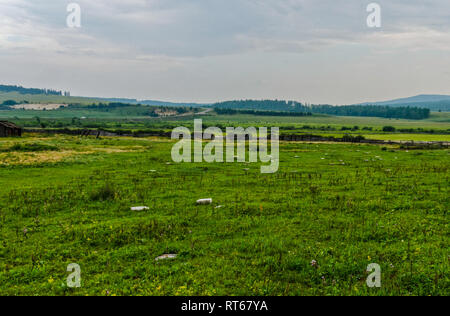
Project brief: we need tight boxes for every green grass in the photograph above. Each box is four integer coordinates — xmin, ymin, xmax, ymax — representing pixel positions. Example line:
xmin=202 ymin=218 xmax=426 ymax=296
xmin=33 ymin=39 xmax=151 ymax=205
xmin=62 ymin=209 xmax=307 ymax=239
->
xmin=0 ymin=135 xmax=448 ymax=296
xmin=363 ymin=134 xmax=450 ymax=142
xmin=201 ymin=113 xmax=450 ymax=129
xmin=0 ymin=92 xmax=100 ymax=105
xmin=0 ymin=143 xmax=59 ymax=153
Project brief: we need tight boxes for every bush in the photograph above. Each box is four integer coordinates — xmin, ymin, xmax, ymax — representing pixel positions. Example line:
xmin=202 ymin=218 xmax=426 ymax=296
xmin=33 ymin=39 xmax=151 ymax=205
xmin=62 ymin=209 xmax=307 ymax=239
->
xmin=383 ymin=126 xmax=396 ymax=132
xmin=1 ymin=100 xmax=18 ymax=106
xmin=89 ymin=183 xmax=116 ymax=201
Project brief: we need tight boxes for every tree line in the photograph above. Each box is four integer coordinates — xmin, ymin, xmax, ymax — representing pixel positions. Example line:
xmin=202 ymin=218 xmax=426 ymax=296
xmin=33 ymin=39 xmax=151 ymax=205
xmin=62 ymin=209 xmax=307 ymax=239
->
xmin=311 ymin=105 xmax=430 ymax=120
xmin=214 ymin=100 xmax=310 ymax=112
xmin=0 ymin=85 xmax=63 ymax=96
xmin=213 ymin=100 xmax=431 ymax=120
xmin=215 ymin=108 xmax=312 ymax=117
xmin=68 ymin=102 xmax=192 ymax=115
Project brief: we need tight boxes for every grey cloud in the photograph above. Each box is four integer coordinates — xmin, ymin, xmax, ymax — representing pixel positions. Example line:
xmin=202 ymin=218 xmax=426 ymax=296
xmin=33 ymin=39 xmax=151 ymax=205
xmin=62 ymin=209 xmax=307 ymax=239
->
xmin=2 ymin=0 xmax=449 ymax=58
xmin=1 ymin=0 xmax=450 ymax=103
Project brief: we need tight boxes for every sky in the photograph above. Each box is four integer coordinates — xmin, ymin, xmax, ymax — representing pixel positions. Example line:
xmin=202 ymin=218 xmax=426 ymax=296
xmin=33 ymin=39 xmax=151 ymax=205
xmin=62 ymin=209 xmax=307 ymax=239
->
xmin=0 ymin=0 xmax=449 ymax=104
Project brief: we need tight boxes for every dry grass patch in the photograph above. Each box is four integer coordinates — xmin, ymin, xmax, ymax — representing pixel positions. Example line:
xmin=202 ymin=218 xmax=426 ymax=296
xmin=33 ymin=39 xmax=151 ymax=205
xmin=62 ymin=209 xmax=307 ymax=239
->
xmin=0 ymin=150 xmax=80 ymax=165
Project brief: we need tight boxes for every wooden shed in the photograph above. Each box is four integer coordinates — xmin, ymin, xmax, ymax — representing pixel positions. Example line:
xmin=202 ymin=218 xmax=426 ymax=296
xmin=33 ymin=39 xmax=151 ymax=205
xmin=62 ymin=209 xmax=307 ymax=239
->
xmin=0 ymin=121 xmax=22 ymax=137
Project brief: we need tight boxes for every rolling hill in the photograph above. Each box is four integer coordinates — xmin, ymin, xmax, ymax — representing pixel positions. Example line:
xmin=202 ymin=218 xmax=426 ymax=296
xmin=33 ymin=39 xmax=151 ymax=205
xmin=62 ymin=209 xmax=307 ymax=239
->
xmin=358 ymin=95 xmax=450 ymax=111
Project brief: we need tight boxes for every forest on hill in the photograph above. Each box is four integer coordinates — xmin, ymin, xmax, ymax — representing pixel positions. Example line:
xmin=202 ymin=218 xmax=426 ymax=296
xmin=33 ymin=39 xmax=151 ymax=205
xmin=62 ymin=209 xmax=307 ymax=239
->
xmin=0 ymin=84 xmax=64 ymax=96
xmin=213 ymin=100 xmax=431 ymax=120
xmin=367 ymin=101 xmax=450 ymax=112
xmin=311 ymin=105 xmax=430 ymax=120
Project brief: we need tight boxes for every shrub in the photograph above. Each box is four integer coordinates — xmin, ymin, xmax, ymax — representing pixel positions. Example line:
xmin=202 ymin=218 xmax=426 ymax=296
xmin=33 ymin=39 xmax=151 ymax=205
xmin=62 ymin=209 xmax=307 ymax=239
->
xmin=89 ymin=183 xmax=116 ymax=201
xmin=383 ymin=126 xmax=396 ymax=132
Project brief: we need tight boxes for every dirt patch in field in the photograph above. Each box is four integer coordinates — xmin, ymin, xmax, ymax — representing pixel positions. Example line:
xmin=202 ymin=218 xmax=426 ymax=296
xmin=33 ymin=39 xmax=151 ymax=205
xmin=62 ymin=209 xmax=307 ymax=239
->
xmin=88 ymin=146 xmax=147 ymax=153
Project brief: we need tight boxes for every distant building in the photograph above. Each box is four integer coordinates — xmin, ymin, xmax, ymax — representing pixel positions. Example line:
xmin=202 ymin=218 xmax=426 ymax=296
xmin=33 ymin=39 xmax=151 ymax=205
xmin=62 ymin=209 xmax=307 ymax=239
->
xmin=0 ymin=121 xmax=22 ymax=137
xmin=64 ymin=91 xmax=71 ymax=97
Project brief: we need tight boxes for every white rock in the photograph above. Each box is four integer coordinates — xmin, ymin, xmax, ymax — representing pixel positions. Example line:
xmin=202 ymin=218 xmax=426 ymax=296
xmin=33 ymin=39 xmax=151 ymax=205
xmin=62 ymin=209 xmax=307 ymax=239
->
xmin=131 ymin=206 xmax=149 ymax=211
xmin=196 ymin=198 xmax=212 ymax=205
xmin=155 ymin=254 xmax=177 ymax=261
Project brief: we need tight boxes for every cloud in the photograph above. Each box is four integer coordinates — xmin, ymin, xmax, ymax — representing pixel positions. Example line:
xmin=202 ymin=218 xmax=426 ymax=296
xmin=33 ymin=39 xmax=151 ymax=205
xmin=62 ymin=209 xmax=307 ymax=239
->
xmin=0 ymin=0 xmax=449 ymax=103
xmin=1 ymin=0 xmax=450 ymax=58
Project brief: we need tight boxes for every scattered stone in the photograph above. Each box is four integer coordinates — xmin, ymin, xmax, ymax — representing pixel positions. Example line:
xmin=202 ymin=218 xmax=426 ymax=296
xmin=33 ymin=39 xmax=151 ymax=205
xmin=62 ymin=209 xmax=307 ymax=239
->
xmin=131 ymin=206 xmax=149 ymax=211
xmin=197 ymin=198 xmax=212 ymax=205
xmin=155 ymin=254 xmax=177 ymax=261
xmin=215 ymin=205 xmax=224 ymax=209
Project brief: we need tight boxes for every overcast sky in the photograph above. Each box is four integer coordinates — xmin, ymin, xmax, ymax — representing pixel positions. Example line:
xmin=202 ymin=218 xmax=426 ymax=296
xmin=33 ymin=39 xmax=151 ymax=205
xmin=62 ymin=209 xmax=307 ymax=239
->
xmin=1 ymin=0 xmax=449 ymax=104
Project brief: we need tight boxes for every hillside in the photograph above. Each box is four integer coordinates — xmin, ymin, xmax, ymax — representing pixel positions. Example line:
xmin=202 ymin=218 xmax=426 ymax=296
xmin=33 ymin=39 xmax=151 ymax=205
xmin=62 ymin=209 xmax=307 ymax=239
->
xmin=0 ymin=85 xmax=209 ymax=108
xmin=362 ymin=94 xmax=450 ymax=105
xmin=91 ymin=98 xmax=209 ymax=108
xmin=359 ymin=95 xmax=450 ymax=111
xmin=0 ymin=91 xmax=101 ymax=105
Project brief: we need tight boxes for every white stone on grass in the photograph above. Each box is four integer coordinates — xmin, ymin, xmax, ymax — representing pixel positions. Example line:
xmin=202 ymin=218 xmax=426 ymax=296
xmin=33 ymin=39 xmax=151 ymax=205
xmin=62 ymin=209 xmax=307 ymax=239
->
xmin=196 ymin=198 xmax=212 ymax=205
xmin=155 ymin=254 xmax=177 ymax=261
xmin=131 ymin=206 xmax=149 ymax=211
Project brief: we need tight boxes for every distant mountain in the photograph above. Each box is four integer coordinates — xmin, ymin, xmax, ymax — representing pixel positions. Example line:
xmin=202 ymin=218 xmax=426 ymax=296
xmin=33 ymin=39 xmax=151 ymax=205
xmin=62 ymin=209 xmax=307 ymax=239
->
xmin=358 ymin=95 xmax=450 ymax=111
xmin=360 ymin=94 xmax=450 ymax=105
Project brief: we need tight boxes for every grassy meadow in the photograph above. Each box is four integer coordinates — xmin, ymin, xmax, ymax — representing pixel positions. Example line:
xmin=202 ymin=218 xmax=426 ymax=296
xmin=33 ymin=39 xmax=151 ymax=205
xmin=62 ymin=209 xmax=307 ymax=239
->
xmin=0 ymin=91 xmax=100 ymax=105
xmin=1 ymin=109 xmax=450 ymax=143
xmin=0 ymin=133 xmax=448 ymax=296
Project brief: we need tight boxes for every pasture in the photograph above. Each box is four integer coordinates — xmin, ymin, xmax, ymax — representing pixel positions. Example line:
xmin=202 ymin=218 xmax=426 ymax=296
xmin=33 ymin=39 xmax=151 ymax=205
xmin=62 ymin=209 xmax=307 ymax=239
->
xmin=1 ymin=109 xmax=449 ymax=143
xmin=0 ymin=134 xmax=448 ymax=295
